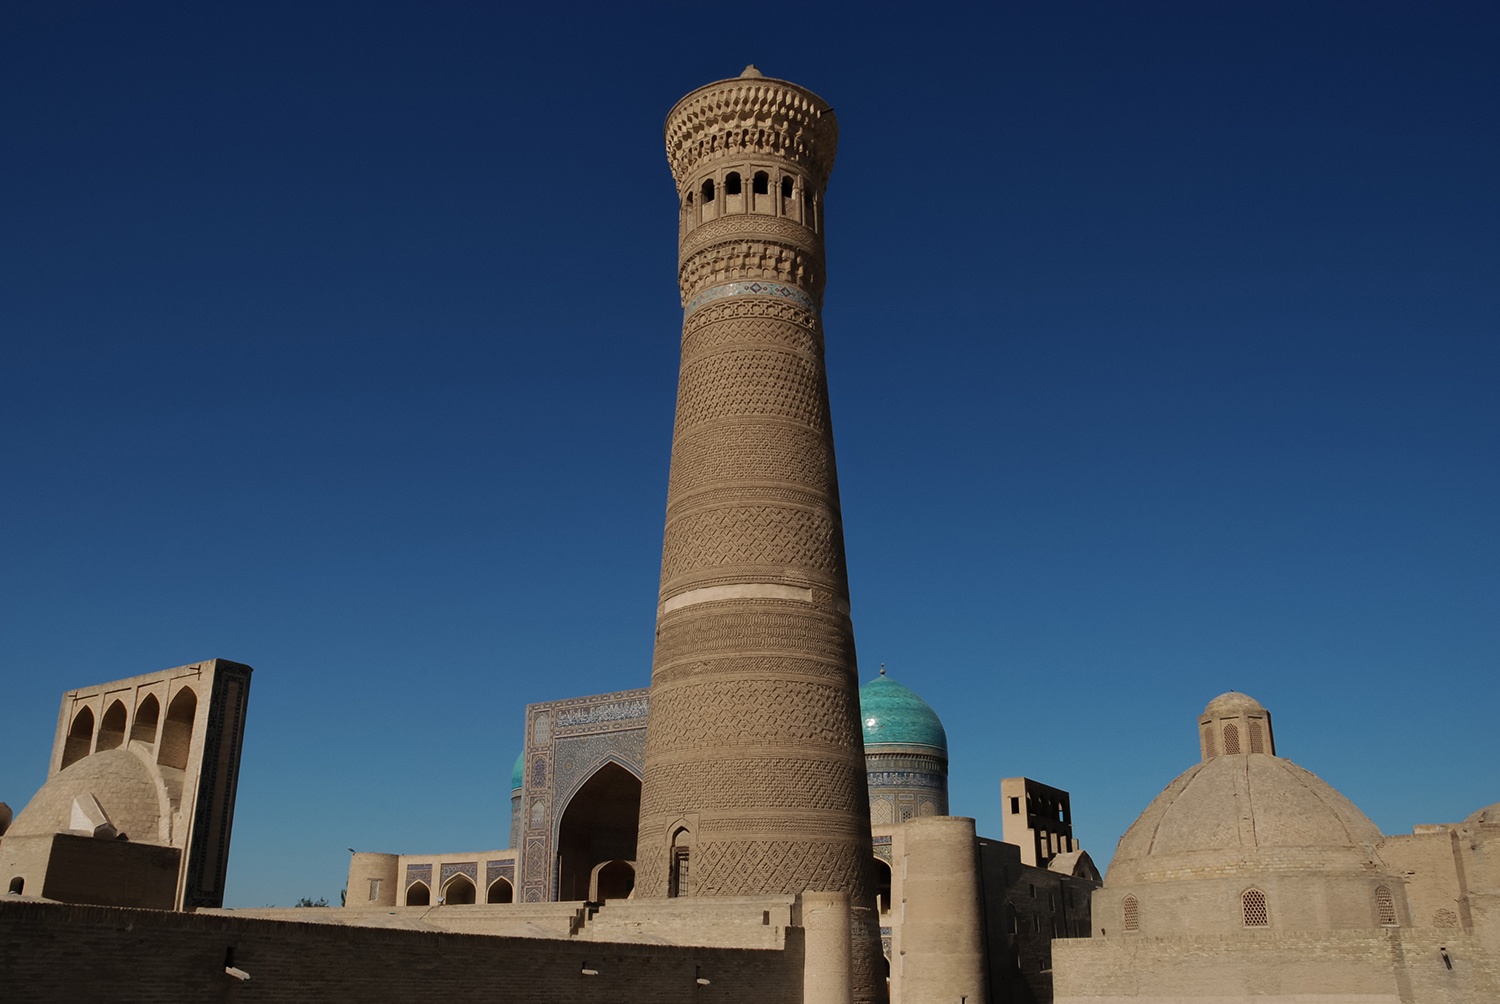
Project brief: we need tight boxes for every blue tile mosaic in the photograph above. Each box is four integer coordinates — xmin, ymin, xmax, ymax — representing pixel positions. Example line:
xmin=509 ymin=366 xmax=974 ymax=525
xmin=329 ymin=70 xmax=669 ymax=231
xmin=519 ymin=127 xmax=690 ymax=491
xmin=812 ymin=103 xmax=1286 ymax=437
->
xmin=683 ymin=280 xmax=814 ymax=317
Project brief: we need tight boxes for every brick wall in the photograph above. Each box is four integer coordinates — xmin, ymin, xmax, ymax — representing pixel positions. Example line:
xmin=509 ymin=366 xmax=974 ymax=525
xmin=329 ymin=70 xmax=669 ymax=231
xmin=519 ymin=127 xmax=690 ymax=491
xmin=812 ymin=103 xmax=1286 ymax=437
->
xmin=1052 ymin=927 xmax=1496 ymax=1002
xmin=0 ymin=899 xmax=804 ymax=1004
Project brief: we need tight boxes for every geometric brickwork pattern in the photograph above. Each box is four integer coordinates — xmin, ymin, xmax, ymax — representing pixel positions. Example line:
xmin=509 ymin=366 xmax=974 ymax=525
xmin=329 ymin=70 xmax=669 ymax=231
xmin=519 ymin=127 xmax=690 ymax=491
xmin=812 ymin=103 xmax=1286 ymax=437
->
xmin=637 ymin=69 xmax=883 ymax=1004
xmin=518 ymin=689 xmax=648 ymax=904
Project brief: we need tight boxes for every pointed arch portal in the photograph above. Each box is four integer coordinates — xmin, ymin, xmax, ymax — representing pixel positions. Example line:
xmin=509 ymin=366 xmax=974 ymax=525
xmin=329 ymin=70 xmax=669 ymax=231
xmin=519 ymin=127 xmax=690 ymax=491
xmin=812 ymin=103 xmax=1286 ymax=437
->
xmin=555 ymin=761 xmax=640 ymax=902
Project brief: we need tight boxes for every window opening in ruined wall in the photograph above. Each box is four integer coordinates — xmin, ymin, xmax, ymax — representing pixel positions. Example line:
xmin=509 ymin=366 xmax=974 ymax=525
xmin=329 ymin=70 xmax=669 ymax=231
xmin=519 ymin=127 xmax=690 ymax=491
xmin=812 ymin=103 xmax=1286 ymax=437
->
xmin=1375 ymin=885 xmax=1397 ymax=926
xmin=753 ymin=171 xmax=769 ymax=195
xmin=1242 ymin=888 xmax=1269 ymax=927
xmin=873 ymin=857 xmax=892 ymax=914
xmin=724 ymin=172 xmax=741 ymax=195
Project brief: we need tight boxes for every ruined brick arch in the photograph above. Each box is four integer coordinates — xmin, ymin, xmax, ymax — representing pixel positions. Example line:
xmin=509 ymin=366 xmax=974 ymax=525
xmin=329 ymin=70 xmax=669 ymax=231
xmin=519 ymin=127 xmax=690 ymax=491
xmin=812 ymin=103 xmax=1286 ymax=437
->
xmin=158 ymin=687 xmax=197 ymax=770
xmin=97 ymin=699 xmax=127 ymax=751
xmin=62 ymin=706 xmax=95 ymax=769
xmin=405 ymin=881 xmax=430 ymax=906
xmin=441 ymin=874 xmax=476 ymax=905
xmin=131 ymin=693 xmax=160 ymax=745
xmin=486 ymin=877 xmax=514 ymax=904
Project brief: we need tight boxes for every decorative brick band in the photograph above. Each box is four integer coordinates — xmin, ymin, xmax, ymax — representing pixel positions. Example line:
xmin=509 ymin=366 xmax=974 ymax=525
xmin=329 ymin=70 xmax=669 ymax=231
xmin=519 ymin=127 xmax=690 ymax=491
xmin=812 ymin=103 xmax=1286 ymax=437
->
xmin=684 ymin=281 xmax=815 ymax=319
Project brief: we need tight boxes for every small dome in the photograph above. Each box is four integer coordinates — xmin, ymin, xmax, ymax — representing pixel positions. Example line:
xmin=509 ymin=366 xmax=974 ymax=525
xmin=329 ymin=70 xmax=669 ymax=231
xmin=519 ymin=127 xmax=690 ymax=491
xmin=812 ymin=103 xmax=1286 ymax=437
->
xmin=860 ymin=673 xmax=947 ymax=753
xmin=8 ymin=748 xmax=169 ymax=844
xmin=1202 ymin=691 xmax=1266 ymax=718
xmin=1108 ymin=754 xmax=1383 ymax=886
xmin=511 ymin=752 xmax=524 ymax=792
xmin=1465 ymin=802 xmax=1500 ymax=825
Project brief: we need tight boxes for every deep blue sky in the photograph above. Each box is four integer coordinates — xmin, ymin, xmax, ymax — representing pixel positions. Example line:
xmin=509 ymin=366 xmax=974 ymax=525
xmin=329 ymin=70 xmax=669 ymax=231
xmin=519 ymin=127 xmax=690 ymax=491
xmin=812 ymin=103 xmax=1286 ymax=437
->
xmin=2 ymin=2 xmax=1495 ymax=907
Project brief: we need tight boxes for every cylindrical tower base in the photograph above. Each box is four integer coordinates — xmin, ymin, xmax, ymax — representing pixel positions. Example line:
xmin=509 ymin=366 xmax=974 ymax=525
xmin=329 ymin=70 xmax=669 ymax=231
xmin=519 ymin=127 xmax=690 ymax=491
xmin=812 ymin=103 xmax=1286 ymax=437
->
xmin=896 ymin=817 xmax=987 ymax=1003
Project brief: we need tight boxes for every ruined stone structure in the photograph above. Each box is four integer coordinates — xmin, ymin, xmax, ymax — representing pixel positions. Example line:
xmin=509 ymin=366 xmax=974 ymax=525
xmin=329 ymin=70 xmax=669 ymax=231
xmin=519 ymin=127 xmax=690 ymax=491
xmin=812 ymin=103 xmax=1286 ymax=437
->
xmin=634 ymin=67 xmax=884 ymax=1000
xmin=1002 ymin=776 xmax=1079 ymax=870
xmin=1 ymin=659 xmax=251 ymax=911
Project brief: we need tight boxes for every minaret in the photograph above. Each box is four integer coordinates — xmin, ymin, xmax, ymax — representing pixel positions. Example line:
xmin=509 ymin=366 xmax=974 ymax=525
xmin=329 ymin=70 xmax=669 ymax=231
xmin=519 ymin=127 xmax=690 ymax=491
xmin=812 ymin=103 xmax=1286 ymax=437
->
xmin=636 ymin=67 xmax=883 ymax=1000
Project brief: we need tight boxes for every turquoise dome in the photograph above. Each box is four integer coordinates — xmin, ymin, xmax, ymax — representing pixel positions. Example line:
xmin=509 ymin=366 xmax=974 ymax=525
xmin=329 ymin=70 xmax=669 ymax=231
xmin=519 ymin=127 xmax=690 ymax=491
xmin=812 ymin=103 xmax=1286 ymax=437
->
xmin=860 ymin=673 xmax=947 ymax=752
xmin=511 ymin=751 xmax=524 ymax=792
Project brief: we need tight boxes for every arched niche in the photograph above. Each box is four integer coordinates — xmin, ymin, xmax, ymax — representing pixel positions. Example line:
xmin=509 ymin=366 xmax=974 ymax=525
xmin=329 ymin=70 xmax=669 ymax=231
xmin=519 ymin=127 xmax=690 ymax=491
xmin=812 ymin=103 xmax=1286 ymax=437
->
xmin=405 ymin=881 xmax=430 ymax=906
xmin=158 ymin=688 xmax=197 ymax=770
xmin=590 ymin=859 xmax=635 ymax=902
xmin=669 ymin=825 xmax=692 ymax=898
xmin=442 ymin=874 xmax=476 ymax=905
xmin=97 ymin=700 xmax=127 ymax=751
xmin=131 ymin=693 xmax=160 ymax=745
xmin=555 ymin=761 xmax=641 ymax=902
xmin=62 ymin=707 xmax=94 ymax=769
xmin=486 ymin=877 xmax=514 ymax=904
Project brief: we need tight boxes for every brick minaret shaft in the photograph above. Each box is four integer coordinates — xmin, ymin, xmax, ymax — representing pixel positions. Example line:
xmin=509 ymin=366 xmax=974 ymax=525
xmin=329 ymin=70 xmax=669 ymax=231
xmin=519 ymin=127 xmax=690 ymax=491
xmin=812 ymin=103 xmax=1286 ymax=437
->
xmin=636 ymin=68 xmax=884 ymax=1001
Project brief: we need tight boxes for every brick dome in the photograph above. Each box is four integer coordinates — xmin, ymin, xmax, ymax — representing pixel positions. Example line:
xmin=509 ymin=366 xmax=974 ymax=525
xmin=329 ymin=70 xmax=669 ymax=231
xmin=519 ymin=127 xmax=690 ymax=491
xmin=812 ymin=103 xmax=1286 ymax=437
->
xmin=8 ymin=747 xmax=169 ymax=844
xmin=1202 ymin=691 xmax=1265 ymax=717
xmin=1108 ymin=753 xmax=1384 ymax=886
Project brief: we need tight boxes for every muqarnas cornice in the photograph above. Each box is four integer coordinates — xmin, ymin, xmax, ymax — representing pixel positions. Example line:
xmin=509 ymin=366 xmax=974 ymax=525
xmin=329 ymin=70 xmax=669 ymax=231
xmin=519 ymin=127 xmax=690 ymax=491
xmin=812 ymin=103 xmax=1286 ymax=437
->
xmin=665 ymin=74 xmax=838 ymax=191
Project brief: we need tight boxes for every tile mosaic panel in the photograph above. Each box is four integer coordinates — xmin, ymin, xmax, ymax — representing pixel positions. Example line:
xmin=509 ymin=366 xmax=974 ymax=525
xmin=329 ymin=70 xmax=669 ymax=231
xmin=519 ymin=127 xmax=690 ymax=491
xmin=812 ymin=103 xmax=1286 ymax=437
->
xmin=440 ymin=861 xmax=478 ymax=884
xmin=684 ymin=280 xmax=815 ymax=318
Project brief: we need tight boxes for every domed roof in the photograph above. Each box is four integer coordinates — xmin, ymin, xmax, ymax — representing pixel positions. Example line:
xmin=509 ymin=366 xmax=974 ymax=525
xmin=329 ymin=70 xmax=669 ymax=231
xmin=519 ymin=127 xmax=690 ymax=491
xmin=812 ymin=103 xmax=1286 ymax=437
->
xmin=8 ymin=748 xmax=169 ymax=844
xmin=1202 ymin=691 xmax=1266 ymax=717
xmin=511 ymin=751 xmax=524 ymax=792
xmin=1108 ymin=753 xmax=1383 ymax=885
xmin=1465 ymin=802 xmax=1500 ymax=825
xmin=860 ymin=672 xmax=947 ymax=753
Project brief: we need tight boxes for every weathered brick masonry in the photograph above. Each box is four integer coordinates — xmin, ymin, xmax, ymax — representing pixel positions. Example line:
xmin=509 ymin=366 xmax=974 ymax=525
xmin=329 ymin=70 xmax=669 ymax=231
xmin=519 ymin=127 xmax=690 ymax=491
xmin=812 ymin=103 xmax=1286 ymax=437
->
xmin=0 ymin=899 xmax=804 ymax=1003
